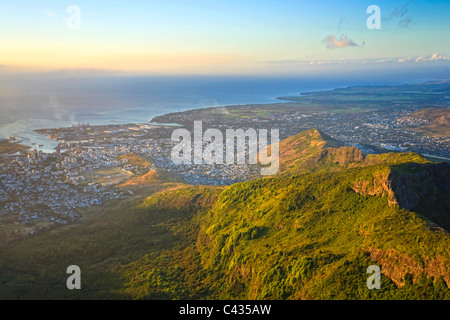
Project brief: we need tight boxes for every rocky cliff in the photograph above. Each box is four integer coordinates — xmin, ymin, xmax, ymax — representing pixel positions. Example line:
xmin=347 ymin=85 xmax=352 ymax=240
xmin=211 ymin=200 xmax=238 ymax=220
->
xmin=353 ymin=162 xmax=450 ymax=230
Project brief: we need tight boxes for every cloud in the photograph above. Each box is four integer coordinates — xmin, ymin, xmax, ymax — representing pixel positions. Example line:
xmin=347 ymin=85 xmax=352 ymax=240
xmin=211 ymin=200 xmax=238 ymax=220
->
xmin=323 ymin=35 xmax=358 ymax=49
xmin=264 ymin=59 xmax=310 ymax=66
xmin=396 ymin=54 xmax=450 ymax=63
xmin=386 ymin=1 xmax=414 ymax=28
xmin=398 ymin=57 xmax=412 ymax=63
xmin=44 ymin=10 xmax=55 ymax=18
xmin=264 ymin=54 xmax=450 ymax=69
xmin=376 ymin=59 xmax=394 ymax=64
xmin=429 ymin=53 xmax=450 ymax=61
xmin=423 ymin=53 xmax=450 ymax=62
xmin=376 ymin=54 xmax=450 ymax=64
xmin=409 ymin=53 xmax=450 ymax=63
xmin=309 ymin=60 xmax=345 ymax=65
xmin=429 ymin=53 xmax=441 ymax=61
xmin=264 ymin=59 xmax=348 ymax=66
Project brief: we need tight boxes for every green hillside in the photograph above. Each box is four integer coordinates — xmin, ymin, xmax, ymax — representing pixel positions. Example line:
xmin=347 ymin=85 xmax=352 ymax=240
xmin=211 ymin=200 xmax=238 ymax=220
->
xmin=273 ymin=129 xmax=362 ymax=174
xmin=270 ymin=128 xmax=431 ymax=175
xmin=0 ymin=129 xmax=448 ymax=300
xmin=119 ymin=159 xmax=450 ymax=300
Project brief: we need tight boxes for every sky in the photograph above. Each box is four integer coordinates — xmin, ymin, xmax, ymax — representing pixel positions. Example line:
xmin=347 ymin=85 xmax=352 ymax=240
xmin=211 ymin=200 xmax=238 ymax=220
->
xmin=0 ymin=0 xmax=449 ymax=75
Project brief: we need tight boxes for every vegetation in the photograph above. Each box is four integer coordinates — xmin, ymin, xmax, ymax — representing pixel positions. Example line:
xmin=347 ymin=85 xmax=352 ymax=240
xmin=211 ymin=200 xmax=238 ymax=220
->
xmin=0 ymin=140 xmax=29 ymax=155
xmin=0 ymin=129 xmax=449 ymax=300
xmin=0 ymin=183 xmax=219 ymax=299
xmin=118 ymin=154 xmax=450 ymax=300
xmin=118 ymin=153 xmax=152 ymax=168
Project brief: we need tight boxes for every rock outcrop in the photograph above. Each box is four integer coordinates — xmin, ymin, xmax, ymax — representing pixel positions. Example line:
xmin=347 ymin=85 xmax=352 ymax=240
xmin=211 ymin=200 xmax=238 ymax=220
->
xmin=353 ymin=162 xmax=449 ymax=210
xmin=274 ymin=128 xmax=364 ymax=173
xmin=353 ymin=162 xmax=450 ymax=230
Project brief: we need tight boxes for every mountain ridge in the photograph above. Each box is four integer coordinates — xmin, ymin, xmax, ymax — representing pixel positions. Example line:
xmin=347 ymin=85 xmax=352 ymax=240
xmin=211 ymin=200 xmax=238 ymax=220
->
xmin=118 ymin=128 xmax=450 ymax=299
xmin=0 ymin=127 xmax=448 ymax=300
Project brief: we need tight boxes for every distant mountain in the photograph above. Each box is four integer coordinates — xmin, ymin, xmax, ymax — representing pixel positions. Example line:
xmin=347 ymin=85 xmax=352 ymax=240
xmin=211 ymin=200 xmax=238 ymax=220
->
xmin=265 ymin=128 xmax=431 ymax=174
xmin=395 ymin=107 xmax=450 ymax=137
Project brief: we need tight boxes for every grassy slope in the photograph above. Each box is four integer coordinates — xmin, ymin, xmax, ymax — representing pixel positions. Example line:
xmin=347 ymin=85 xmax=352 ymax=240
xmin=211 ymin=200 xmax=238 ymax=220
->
xmin=268 ymin=128 xmax=429 ymax=175
xmin=0 ymin=182 xmax=215 ymax=299
xmin=405 ymin=108 xmax=450 ymax=137
xmin=196 ymin=166 xmax=450 ymax=299
xmin=0 ymin=130 xmax=449 ymax=300
xmin=119 ymin=156 xmax=450 ymax=300
xmin=0 ymin=141 xmax=29 ymax=154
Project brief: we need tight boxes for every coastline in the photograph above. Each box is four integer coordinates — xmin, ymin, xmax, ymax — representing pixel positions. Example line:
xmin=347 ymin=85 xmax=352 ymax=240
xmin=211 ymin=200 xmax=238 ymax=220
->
xmin=0 ymin=81 xmax=359 ymax=153
xmin=0 ymin=80 xmax=448 ymax=241
xmin=5 ymin=79 xmax=449 ymax=157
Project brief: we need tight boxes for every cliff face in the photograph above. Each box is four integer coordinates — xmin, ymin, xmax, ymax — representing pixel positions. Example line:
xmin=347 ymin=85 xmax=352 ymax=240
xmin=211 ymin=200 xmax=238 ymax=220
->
xmin=389 ymin=162 xmax=450 ymax=210
xmin=270 ymin=128 xmax=449 ymax=230
xmin=275 ymin=129 xmax=364 ymax=173
xmin=352 ymin=171 xmax=397 ymax=206
xmin=318 ymin=146 xmax=364 ymax=167
xmin=192 ymin=159 xmax=450 ymax=298
xmin=367 ymin=248 xmax=450 ymax=288
xmin=353 ymin=162 xmax=450 ymax=229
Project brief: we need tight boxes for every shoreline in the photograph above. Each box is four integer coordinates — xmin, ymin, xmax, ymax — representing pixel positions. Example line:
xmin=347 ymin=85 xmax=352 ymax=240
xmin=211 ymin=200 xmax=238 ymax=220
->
xmin=0 ymin=82 xmax=356 ymax=153
xmin=5 ymin=79 xmax=450 ymax=156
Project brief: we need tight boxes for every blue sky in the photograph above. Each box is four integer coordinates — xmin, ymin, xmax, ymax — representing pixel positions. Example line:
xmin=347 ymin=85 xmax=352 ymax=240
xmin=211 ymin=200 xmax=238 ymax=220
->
xmin=0 ymin=0 xmax=449 ymax=75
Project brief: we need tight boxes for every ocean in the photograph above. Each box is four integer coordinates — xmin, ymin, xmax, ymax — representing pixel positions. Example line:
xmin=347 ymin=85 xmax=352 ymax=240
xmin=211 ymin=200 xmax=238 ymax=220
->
xmin=0 ymin=74 xmax=425 ymax=153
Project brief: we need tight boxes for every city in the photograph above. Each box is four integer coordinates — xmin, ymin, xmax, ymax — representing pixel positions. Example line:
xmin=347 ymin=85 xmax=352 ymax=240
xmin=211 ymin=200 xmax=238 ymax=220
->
xmin=1 ymin=91 xmax=448 ymax=239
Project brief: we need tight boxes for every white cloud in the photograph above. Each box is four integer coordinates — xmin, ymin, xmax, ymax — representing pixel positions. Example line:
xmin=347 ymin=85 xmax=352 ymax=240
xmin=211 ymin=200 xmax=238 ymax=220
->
xmin=264 ymin=54 xmax=449 ymax=69
xmin=414 ymin=53 xmax=450 ymax=63
xmin=429 ymin=53 xmax=450 ymax=61
xmin=398 ymin=57 xmax=412 ymax=63
xmin=376 ymin=59 xmax=394 ymax=64
xmin=323 ymin=35 xmax=358 ymax=49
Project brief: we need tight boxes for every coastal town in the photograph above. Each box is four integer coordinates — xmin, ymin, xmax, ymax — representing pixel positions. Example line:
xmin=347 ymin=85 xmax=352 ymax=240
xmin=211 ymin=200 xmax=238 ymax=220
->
xmin=0 ymin=89 xmax=449 ymax=236
xmin=0 ymin=121 xmax=261 ymax=235
xmin=279 ymin=107 xmax=449 ymax=158
xmin=152 ymin=104 xmax=449 ymax=161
